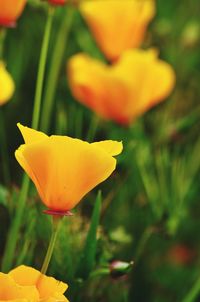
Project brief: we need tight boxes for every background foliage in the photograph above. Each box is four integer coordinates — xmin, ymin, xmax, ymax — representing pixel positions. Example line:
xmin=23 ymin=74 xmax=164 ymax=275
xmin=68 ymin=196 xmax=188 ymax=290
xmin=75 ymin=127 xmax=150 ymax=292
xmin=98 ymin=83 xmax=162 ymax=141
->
xmin=1 ymin=0 xmax=200 ymax=301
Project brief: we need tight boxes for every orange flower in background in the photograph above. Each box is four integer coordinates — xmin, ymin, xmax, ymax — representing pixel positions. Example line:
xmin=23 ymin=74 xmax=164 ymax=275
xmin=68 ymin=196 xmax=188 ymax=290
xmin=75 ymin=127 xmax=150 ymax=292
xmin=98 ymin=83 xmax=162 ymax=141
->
xmin=0 ymin=265 xmax=69 ymax=301
xmin=0 ymin=61 xmax=15 ymax=106
xmin=47 ymin=0 xmax=67 ymax=5
xmin=15 ymin=123 xmax=122 ymax=214
xmin=68 ymin=49 xmax=175 ymax=125
xmin=80 ymin=0 xmax=155 ymax=61
xmin=0 ymin=0 xmax=27 ymax=27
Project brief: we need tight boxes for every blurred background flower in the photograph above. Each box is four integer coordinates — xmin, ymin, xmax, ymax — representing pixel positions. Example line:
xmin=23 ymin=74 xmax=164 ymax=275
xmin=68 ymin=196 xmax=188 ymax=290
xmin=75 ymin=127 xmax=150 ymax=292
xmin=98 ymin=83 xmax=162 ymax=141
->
xmin=80 ymin=0 xmax=155 ymax=61
xmin=0 ymin=0 xmax=27 ymax=27
xmin=68 ymin=49 xmax=175 ymax=125
xmin=0 ymin=61 xmax=15 ymax=105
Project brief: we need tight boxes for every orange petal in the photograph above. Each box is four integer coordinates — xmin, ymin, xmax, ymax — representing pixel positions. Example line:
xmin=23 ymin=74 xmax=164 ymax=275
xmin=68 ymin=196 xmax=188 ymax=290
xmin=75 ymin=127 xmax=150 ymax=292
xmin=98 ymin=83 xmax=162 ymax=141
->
xmin=0 ymin=0 xmax=27 ymax=27
xmin=17 ymin=123 xmax=48 ymax=144
xmin=80 ymin=0 xmax=155 ymax=61
xmin=0 ymin=272 xmax=39 ymax=301
xmin=15 ymin=131 xmax=121 ymax=211
xmin=9 ymin=265 xmax=68 ymax=300
xmin=92 ymin=140 xmax=123 ymax=156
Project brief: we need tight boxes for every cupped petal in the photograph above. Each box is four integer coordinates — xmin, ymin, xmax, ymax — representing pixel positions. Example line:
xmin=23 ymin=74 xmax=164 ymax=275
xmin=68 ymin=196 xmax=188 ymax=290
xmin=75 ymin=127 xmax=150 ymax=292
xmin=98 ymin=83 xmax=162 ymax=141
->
xmin=0 ymin=272 xmax=39 ymax=301
xmin=15 ymin=133 xmax=119 ymax=211
xmin=91 ymin=140 xmax=123 ymax=156
xmin=0 ymin=61 xmax=15 ymax=105
xmin=9 ymin=265 xmax=68 ymax=300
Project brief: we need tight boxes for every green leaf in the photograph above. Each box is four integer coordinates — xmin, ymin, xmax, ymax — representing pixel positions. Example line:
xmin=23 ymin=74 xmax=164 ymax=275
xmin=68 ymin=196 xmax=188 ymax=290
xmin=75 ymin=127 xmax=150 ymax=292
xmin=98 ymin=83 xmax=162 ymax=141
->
xmin=76 ymin=191 xmax=102 ymax=279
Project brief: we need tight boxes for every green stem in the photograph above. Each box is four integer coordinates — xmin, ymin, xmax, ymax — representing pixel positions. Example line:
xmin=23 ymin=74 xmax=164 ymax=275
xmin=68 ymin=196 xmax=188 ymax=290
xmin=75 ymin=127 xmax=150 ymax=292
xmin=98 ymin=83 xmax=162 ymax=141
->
xmin=0 ymin=28 xmax=6 ymax=59
xmin=1 ymin=7 xmax=54 ymax=272
xmin=0 ymin=109 xmax=11 ymax=185
xmin=41 ymin=217 xmax=61 ymax=275
xmin=182 ymin=275 xmax=200 ymax=302
xmin=134 ymin=227 xmax=154 ymax=262
xmin=32 ymin=6 xmax=54 ymax=129
xmin=1 ymin=175 xmax=30 ymax=272
xmin=40 ymin=5 xmax=74 ymax=133
xmin=86 ymin=115 xmax=99 ymax=142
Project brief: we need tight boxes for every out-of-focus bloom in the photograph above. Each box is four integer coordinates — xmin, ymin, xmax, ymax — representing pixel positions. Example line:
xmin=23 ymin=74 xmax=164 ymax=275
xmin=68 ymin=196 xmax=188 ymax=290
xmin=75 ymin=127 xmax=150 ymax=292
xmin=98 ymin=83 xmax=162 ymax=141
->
xmin=68 ymin=49 xmax=175 ymax=125
xmin=0 ymin=61 xmax=15 ymax=106
xmin=15 ymin=123 xmax=122 ymax=214
xmin=0 ymin=0 xmax=27 ymax=27
xmin=167 ymin=244 xmax=195 ymax=266
xmin=80 ymin=0 xmax=155 ymax=61
xmin=0 ymin=265 xmax=69 ymax=301
xmin=47 ymin=0 xmax=67 ymax=5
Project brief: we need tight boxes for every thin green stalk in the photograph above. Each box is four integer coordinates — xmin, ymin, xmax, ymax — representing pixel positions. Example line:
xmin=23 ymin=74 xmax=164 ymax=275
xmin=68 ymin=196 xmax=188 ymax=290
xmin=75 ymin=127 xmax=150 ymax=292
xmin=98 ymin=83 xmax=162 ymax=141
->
xmin=41 ymin=217 xmax=61 ymax=275
xmin=0 ymin=28 xmax=6 ymax=59
xmin=0 ymin=109 xmax=11 ymax=185
xmin=182 ymin=275 xmax=200 ymax=302
xmin=40 ymin=5 xmax=74 ymax=133
xmin=1 ymin=175 xmax=30 ymax=271
xmin=86 ymin=115 xmax=99 ymax=142
xmin=134 ymin=227 xmax=154 ymax=262
xmin=1 ymin=7 xmax=54 ymax=272
xmin=32 ymin=6 xmax=54 ymax=129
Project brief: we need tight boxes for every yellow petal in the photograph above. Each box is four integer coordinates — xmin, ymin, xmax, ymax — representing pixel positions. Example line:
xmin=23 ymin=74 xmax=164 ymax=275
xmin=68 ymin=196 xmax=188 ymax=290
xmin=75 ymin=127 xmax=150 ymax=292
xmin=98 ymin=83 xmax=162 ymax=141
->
xmin=15 ymin=129 xmax=121 ymax=211
xmin=92 ymin=140 xmax=123 ymax=156
xmin=17 ymin=123 xmax=48 ymax=144
xmin=9 ymin=265 xmax=68 ymax=300
xmin=0 ymin=272 xmax=39 ymax=301
xmin=80 ymin=0 xmax=155 ymax=61
xmin=0 ymin=61 xmax=15 ymax=105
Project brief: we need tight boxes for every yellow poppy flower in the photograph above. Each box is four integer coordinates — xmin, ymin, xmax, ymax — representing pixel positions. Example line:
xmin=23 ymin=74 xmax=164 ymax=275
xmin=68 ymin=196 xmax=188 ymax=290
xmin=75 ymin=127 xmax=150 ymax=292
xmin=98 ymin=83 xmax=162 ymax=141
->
xmin=0 ymin=62 xmax=15 ymax=106
xmin=0 ymin=0 xmax=27 ymax=27
xmin=15 ymin=124 xmax=122 ymax=213
xmin=68 ymin=49 xmax=175 ymax=125
xmin=0 ymin=265 xmax=68 ymax=302
xmin=80 ymin=0 xmax=155 ymax=61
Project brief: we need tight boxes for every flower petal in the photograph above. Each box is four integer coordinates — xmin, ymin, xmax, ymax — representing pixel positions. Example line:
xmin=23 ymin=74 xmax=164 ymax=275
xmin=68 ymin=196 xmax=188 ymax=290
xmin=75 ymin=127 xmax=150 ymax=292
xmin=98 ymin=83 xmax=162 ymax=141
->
xmin=0 ymin=61 xmax=15 ymax=105
xmin=9 ymin=265 xmax=68 ymax=300
xmin=15 ymin=133 xmax=118 ymax=211
xmin=92 ymin=140 xmax=123 ymax=156
xmin=17 ymin=123 xmax=48 ymax=144
xmin=0 ymin=272 xmax=39 ymax=301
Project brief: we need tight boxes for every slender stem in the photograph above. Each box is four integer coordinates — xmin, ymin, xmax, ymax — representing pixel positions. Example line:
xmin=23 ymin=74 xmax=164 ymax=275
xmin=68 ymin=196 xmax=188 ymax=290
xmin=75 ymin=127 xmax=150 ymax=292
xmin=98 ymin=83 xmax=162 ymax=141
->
xmin=1 ymin=8 xmax=54 ymax=272
xmin=32 ymin=6 xmax=54 ymax=129
xmin=41 ymin=217 xmax=61 ymax=275
xmin=134 ymin=227 xmax=154 ymax=262
xmin=40 ymin=5 xmax=74 ymax=133
xmin=0 ymin=109 xmax=11 ymax=185
xmin=1 ymin=175 xmax=30 ymax=271
xmin=182 ymin=275 xmax=200 ymax=302
xmin=86 ymin=115 xmax=99 ymax=142
xmin=0 ymin=28 xmax=6 ymax=59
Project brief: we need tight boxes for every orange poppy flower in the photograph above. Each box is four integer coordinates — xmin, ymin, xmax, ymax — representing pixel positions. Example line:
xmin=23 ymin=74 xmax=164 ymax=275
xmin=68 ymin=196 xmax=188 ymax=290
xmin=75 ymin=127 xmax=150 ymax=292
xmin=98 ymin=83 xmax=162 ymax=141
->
xmin=15 ymin=123 xmax=122 ymax=214
xmin=68 ymin=49 xmax=175 ymax=125
xmin=48 ymin=0 xmax=67 ymax=5
xmin=0 ymin=265 xmax=69 ymax=301
xmin=0 ymin=0 xmax=27 ymax=27
xmin=80 ymin=0 xmax=155 ymax=61
xmin=0 ymin=61 xmax=15 ymax=106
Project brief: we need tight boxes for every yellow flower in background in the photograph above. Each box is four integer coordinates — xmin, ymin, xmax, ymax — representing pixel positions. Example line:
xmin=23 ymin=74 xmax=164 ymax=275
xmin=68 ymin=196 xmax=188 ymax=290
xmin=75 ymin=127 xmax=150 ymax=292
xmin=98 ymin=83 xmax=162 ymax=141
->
xmin=68 ymin=49 xmax=175 ymax=125
xmin=80 ymin=0 xmax=155 ymax=61
xmin=15 ymin=123 xmax=122 ymax=214
xmin=0 ymin=0 xmax=27 ymax=27
xmin=0 ymin=265 xmax=69 ymax=301
xmin=0 ymin=61 xmax=15 ymax=106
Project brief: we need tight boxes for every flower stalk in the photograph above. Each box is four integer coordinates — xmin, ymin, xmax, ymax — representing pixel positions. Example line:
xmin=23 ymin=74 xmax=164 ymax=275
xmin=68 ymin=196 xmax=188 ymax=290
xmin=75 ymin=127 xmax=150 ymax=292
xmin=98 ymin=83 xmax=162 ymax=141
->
xmin=1 ymin=7 xmax=54 ymax=272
